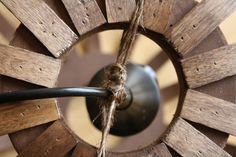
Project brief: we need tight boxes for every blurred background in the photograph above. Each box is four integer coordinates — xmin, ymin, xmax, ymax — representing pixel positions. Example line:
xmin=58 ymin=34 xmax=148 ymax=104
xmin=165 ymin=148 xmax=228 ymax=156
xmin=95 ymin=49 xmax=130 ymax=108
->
xmin=0 ymin=1 xmax=235 ymax=156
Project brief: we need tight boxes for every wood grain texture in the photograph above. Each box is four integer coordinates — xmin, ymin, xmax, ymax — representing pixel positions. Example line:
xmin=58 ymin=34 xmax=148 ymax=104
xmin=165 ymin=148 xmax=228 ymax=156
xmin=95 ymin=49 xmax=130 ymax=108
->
xmin=0 ymin=44 xmax=61 ymax=87
xmin=18 ymin=120 xmax=78 ymax=157
xmin=72 ymin=142 xmax=172 ymax=157
xmin=144 ymin=0 xmax=175 ymax=34
xmin=62 ymin=0 xmax=106 ymax=35
xmin=108 ymin=143 xmax=172 ymax=157
xmin=165 ymin=0 xmax=236 ymax=56
xmin=181 ymin=90 xmax=236 ymax=136
xmin=181 ymin=44 xmax=236 ymax=88
xmin=0 ymin=99 xmax=59 ymax=136
xmin=71 ymin=142 xmax=97 ymax=157
xmin=1 ymin=0 xmax=78 ymax=58
xmin=163 ymin=118 xmax=231 ymax=157
xmin=105 ymin=0 xmax=136 ymax=23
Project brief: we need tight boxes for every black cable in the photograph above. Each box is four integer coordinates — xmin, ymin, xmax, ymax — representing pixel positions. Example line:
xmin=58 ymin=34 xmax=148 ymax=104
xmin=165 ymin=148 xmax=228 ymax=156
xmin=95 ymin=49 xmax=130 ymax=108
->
xmin=0 ymin=87 xmax=112 ymax=104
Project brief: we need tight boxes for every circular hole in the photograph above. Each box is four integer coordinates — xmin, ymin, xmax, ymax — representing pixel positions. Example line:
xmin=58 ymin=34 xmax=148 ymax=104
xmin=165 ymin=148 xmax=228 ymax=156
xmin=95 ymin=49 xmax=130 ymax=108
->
xmin=118 ymin=7 xmax=122 ymax=11
xmin=37 ymin=105 xmax=41 ymax=109
xmin=57 ymin=30 xmax=180 ymax=152
xmin=20 ymin=112 xmax=25 ymax=117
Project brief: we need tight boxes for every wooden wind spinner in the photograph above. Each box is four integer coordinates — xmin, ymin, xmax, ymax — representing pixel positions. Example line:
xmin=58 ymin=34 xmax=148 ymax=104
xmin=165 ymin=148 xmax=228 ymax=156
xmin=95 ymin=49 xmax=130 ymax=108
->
xmin=0 ymin=0 xmax=236 ymax=156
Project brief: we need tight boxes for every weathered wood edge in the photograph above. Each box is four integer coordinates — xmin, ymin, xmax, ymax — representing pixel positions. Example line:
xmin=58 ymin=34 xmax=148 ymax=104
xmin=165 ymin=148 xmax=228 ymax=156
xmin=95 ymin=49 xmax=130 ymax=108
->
xmin=1 ymin=0 xmax=78 ymax=58
xmin=181 ymin=89 xmax=236 ymax=136
xmin=162 ymin=118 xmax=231 ymax=157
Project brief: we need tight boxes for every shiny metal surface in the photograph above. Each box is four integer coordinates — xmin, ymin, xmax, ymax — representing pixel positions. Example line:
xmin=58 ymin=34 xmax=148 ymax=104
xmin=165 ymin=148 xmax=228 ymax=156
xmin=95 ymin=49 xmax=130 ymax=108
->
xmin=86 ymin=63 xmax=160 ymax=136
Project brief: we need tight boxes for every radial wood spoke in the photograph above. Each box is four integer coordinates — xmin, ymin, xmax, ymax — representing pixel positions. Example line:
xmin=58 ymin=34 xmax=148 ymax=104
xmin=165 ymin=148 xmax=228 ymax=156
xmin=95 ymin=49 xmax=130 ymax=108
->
xmin=83 ymin=34 xmax=101 ymax=54
xmin=105 ymin=0 xmax=136 ymax=23
xmin=181 ymin=90 xmax=236 ymax=136
xmin=71 ymin=143 xmax=172 ymax=157
xmin=148 ymin=51 xmax=168 ymax=70
xmin=165 ymin=0 xmax=236 ymax=56
xmin=0 ymin=99 xmax=59 ymax=136
xmin=107 ymin=143 xmax=172 ymax=157
xmin=71 ymin=142 xmax=97 ymax=157
xmin=0 ymin=44 xmax=61 ymax=87
xmin=144 ymin=0 xmax=175 ymax=33
xmin=18 ymin=120 xmax=78 ymax=157
xmin=181 ymin=44 xmax=236 ymax=88
xmin=62 ymin=0 xmax=106 ymax=35
xmin=163 ymin=118 xmax=231 ymax=157
xmin=1 ymin=0 xmax=78 ymax=58
xmin=161 ymin=83 xmax=179 ymax=101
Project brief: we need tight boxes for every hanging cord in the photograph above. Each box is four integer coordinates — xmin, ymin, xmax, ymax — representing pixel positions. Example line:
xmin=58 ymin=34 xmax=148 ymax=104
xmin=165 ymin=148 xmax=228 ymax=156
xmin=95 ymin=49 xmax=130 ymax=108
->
xmin=0 ymin=87 xmax=111 ymax=104
xmin=97 ymin=0 xmax=145 ymax=156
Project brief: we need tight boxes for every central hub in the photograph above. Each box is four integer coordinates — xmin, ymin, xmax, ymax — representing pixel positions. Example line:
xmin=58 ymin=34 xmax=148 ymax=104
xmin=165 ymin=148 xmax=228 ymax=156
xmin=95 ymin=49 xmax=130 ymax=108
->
xmin=86 ymin=63 xmax=160 ymax=136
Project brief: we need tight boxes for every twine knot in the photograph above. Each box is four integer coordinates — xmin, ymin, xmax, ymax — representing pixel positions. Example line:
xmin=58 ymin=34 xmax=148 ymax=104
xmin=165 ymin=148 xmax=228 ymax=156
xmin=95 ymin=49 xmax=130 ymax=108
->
xmin=104 ymin=63 xmax=127 ymax=105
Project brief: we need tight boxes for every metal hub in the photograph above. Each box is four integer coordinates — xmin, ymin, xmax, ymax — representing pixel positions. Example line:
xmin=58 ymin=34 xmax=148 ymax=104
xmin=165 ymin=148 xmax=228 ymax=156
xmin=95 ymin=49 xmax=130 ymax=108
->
xmin=86 ymin=63 xmax=160 ymax=136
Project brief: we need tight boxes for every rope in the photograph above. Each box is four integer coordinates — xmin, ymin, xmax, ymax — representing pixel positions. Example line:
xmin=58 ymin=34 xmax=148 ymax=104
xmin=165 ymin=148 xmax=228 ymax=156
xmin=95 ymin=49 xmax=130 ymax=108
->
xmin=97 ymin=0 xmax=145 ymax=156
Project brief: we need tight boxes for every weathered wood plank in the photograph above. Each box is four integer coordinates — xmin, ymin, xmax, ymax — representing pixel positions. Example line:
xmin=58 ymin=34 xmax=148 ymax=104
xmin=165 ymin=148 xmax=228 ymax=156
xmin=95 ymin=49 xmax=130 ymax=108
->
xmin=0 ymin=44 xmax=61 ymax=87
xmin=163 ymin=118 xmax=231 ymax=157
xmin=62 ymin=0 xmax=106 ymax=35
xmin=18 ymin=120 xmax=78 ymax=157
xmin=110 ymin=143 xmax=172 ymax=157
xmin=72 ymin=142 xmax=171 ymax=157
xmin=71 ymin=142 xmax=97 ymax=157
xmin=1 ymin=0 xmax=78 ymax=58
xmin=0 ymin=99 xmax=59 ymax=136
xmin=181 ymin=90 xmax=236 ymax=136
xmin=144 ymin=0 xmax=175 ymax=34
xmin=165 ymin=0 xmax=236 ymax=56
xmin=181 ymin=44 xmax=236 ymax=88
xmin=105 ymin=0 xmax=136 ymax=23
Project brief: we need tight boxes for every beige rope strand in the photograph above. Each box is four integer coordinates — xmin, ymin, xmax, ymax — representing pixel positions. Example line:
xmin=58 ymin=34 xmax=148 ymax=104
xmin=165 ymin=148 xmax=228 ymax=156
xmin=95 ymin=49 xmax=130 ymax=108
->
xmin=97 ymin=1 xmax=145 ymax=157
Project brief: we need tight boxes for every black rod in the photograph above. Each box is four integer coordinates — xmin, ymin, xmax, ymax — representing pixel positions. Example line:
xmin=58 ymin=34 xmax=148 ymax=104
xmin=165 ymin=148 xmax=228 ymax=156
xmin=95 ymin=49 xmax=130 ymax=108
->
xmin=0 ymin=87 xmax=111 ymax=104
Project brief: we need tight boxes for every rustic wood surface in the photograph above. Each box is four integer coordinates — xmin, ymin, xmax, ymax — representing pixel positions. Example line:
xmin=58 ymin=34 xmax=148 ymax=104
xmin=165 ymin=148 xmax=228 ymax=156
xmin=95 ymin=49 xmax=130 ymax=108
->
xmin=1 ymin=0 xmax=78 ymax=58
xmin=165 ymin=0 xmax=236 ymax=56
xmin=181 ymin=44 xmax=236 ymax=88
xmin=144 ymin=0 xmax=175 ymax=34
xmin=163 ymin=118 xmax=231 ymax=157
xmin=18 ymin=120 xmax=78 ymax=157
xmin=62 ymin=0 xmax=106 ymax=35
xmin=166 ymin=0 xmax=232 ymax=148
xmin=0 ymin=99 xmax=59 ymax=136
xmin=72 ymin=142 xmax=172 ymax=157
xmin=181 ymin=90 xmax=236 ymax=136
xmin=108 ymin=143 xmax=172 ymax=157
xmin=3 ymin=0 xmax=234 ymax=155
xmin=0 ymin=44 xmax=61 ymax=87
xmin=105 ymin=0 xmax=136 ymax=23
xmin=72 ymin=142 xmax=97 ymax=157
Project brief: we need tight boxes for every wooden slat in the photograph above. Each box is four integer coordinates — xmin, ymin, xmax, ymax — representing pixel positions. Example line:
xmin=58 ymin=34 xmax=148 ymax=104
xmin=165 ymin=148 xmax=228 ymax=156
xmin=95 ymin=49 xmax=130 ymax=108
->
xmin=165 ymin=0 xmax=236 ymax=56
xmin=0 ymin=99 xmax=59 ymax=136
xmin=163 ymin=118 xmax=231 ymax=157
xmin=105 ymin=0 xmax=136 ymax=23
xmin=0 ymin=44 xmax=61 ymax=87
xmin=72 ymin=142 xmax=172 ymax=157
xmin=62 ymin=0 xmax=106 ymax=35
xmin=110 ymin=143 xmax=172 ymax=157
xmin=144 ymin=0 xmax=175 ymax=33
xmin=181 ymin=44 xmax=236 ymax=88
xmin=71 ymin=142 xmax=96 ymax=157
xmin=18 ymin=120 xmax=78 ymax=157
xmin=181 ymin=90 xmax=236 ymax=136
xmin=1 ymin=0 xmax=78 ymax=58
